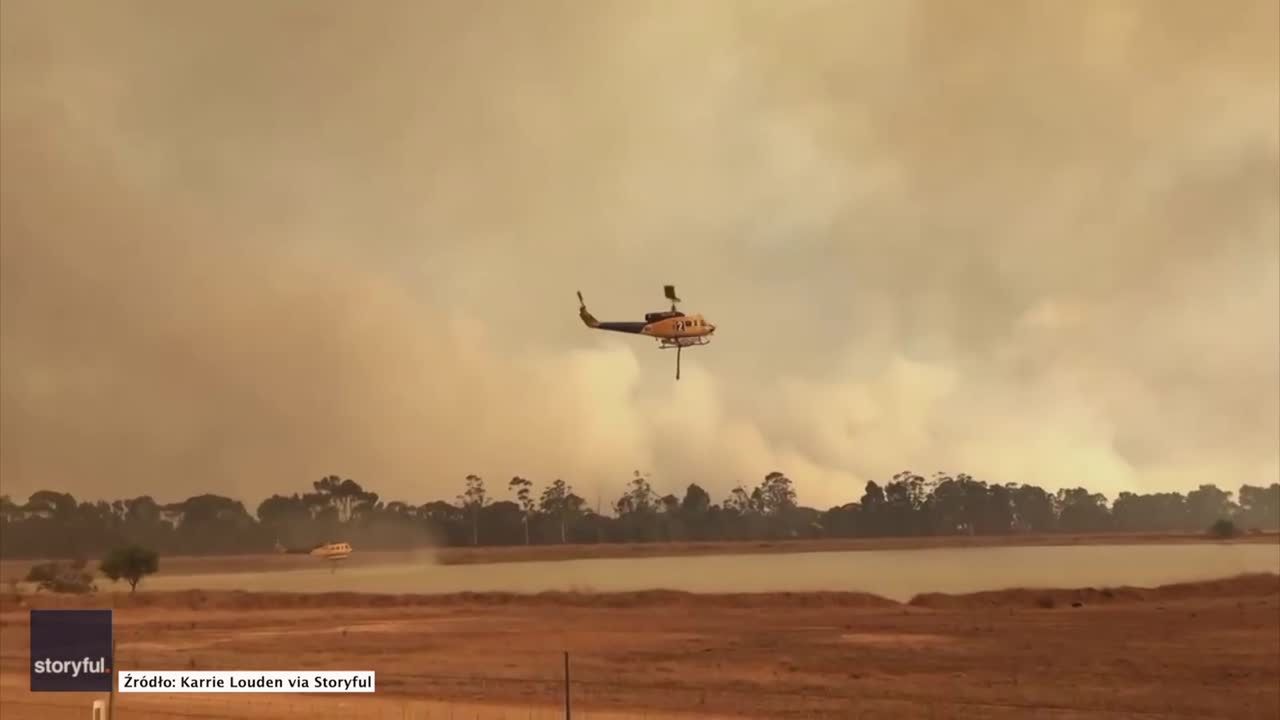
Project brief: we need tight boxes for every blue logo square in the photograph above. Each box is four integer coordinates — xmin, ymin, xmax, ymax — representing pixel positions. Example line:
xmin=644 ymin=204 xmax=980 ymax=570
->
xmin=29 ymin=610 xmax=113 ymax=692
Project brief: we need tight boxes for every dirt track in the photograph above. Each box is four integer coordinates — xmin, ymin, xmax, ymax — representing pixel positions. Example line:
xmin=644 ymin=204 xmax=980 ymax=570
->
xmin=1 ymin=574 xmax=1277 ymax=719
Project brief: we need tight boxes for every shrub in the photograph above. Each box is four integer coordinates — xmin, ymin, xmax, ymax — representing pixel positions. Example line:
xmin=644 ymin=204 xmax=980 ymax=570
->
xmin=25 ymin=562 xmax=60 ymax=585
xmin=1208 ymin=518 xmax=1239 ymax=539
xmin=25 ymin=561 xmax=96 ymax=594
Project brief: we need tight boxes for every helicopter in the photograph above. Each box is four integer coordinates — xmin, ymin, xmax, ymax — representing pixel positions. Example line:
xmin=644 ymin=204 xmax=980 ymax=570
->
xmin=577 ymin=285 xmax=715 ymax=380
xmin=274 ymin=539 xmax=352 ymax=573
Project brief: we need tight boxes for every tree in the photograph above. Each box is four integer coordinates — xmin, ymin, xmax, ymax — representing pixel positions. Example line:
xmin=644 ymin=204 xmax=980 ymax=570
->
xmin=479 ymin=501 xmax=526 ymax=545
xmin=1186 ymin=484 xmax=1235 ymax=531
xmin=1009 ymin=484 xmax=1056 ymax=533
xmin=679 ymin=484 xmax=712 ymax=539
xmin=0 ymin=495 xmax=22 ymax=524
xmin=419 ymin=500 xmax=467 ymax=546
xmin=539 ymin=479 xmax=581 ymax=543
xmin=883 ymin=473 xmax=926 ymax=536
xmin=858 ymin=481 xmax=888 ymax=536
xmin=822 ymin=503 xmax=860 ymax=537
xmin=509 ymin=477 xmax=535 ymax=545
xmin=746 ymin=471 xmax=800 ymax=538
xmin=1111 ymin=491 xmax=1188 ymax=532
xmin=615 ymin=471 xmax=658 ymax=515
xmin=100 ymin=545 xmax=159 ymax=593
xmin=306 ymin=476 xmax=378 ymax=525
xmin=1055 ymin=488 xmax=1111 ymax=533
xmin=757 ymin=472 xmax=797 ymax=515
xmin=615 ymin=471 xmax=662 ymax=541
xmin=724 ymin=486 xmax=756 ymax=514
xmin=23 ymin=490 xmax=78 ymax=521
xmin=1237 ymin=483 xmax=1280 ymax=530
xmin=458 ymin=475 xmax=489 ymax=546
xmin=681 ymin=484 xmax=711 ymax=515
xmin=163 ymin=494 xmax=258 ymax=554
xmin=257 ymin=493 xmax=312 ymax=546
xmin=655 ymin=493 xmax=683 ymax=541
xmin=121 ymin=495 xmax=173 ymax=546
xmin=983 ymin=481 xmax=1013 ymax=532
xmin=722 ymin=484 xmax=765 ymax=540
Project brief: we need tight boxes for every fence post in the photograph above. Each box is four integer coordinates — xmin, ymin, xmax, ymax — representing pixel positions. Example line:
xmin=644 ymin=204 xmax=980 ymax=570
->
xmin=563 ymin=650 xmax=571 ymax=720
xmin=107 ymin=638 xmax=117 ymax=719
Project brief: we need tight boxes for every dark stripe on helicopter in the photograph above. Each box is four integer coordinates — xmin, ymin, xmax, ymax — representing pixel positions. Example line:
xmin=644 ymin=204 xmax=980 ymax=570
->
xmin=596 ymin=321 xmax=649 ymax=333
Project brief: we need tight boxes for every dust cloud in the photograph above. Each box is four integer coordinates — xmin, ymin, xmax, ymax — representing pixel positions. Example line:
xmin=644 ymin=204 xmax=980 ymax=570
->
xmin=2 ymin=0 xmax=1277 ymax=510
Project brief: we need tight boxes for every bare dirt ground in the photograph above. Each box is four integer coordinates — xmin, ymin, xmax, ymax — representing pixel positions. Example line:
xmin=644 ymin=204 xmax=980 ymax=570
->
xmin=1 ymin=574 xmax=1276 ymax=720
xmin=4 ymin=531 xmax=1275 ymax=582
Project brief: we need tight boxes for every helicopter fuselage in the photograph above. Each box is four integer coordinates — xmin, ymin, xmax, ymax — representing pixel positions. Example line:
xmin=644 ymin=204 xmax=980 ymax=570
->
xmin=640 ymin=312 xmax=715 ymax=340
xmin=582 ymin=311 xmax=715 ymax=340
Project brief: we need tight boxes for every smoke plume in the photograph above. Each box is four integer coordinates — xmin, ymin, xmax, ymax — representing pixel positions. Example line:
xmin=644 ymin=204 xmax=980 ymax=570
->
xmin=2 ymin=0 xmax=1277 ymax=510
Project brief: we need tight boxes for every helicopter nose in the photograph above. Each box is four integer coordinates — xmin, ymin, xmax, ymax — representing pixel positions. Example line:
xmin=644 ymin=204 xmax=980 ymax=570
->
xmin=707 ymin=323 xmax=716 ymax=333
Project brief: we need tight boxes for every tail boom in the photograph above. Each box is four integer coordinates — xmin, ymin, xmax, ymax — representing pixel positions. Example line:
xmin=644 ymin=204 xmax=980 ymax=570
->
xmin=577 ymin=291 xmax=645 ymax=333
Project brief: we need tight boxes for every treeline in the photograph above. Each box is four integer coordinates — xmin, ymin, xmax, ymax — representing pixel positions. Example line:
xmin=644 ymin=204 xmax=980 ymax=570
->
xmin=1 ymin=471 xmax=1277 ymax=559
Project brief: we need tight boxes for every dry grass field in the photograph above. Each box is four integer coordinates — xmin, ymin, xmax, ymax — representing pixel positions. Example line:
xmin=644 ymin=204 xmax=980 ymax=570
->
xmin=1 ymin=573 xmax=1276 ymax=719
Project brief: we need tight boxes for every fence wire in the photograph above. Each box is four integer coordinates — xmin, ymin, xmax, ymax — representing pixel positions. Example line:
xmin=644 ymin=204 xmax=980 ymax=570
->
xmin=2 ymin=660 xmax=1258 ymax=720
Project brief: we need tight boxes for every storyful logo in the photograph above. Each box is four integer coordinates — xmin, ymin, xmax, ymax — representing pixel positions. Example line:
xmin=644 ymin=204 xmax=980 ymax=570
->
xmin=30 ymin=609 xmax=113 ymax=692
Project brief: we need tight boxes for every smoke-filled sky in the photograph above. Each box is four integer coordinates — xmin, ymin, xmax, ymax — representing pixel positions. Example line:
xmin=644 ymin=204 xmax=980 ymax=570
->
xmin=2 ymin=0 xmax=1277 ymax=511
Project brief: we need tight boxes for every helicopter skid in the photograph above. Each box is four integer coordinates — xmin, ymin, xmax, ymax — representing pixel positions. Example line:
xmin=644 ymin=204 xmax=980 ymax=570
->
xmin=658 ymin=337 xmax=711 ymax=349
